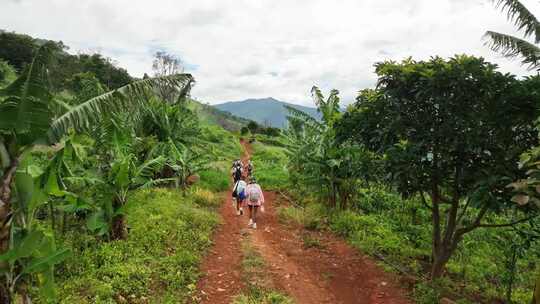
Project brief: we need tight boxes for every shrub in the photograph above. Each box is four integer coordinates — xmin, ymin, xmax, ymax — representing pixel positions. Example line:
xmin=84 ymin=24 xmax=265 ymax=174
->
xmin=198 ymin=169 xmax=230 ymax=192
xmin=329 ymin=210 xmax=365 ymax=238
xmin=191 ymin=188 xmax=221 ymax=208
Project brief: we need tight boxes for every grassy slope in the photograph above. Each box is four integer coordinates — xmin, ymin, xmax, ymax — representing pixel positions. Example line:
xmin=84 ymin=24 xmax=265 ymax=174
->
xmin=56 ymin=189 xmax=220 ymax=303
xmin=189 ymin=99 xmax=249 ymax=132
xmin=249 ymin=140 xmax=289 ymax=191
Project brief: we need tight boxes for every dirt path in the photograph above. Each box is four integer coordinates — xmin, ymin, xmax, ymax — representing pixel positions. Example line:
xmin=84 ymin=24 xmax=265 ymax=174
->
xmin=196 ymin=140 xmax=412 ymax=304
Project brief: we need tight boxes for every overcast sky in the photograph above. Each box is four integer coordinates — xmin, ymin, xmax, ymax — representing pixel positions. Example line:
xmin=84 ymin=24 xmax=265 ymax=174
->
xmin=2 ymin=0 xmax=540 ymax=106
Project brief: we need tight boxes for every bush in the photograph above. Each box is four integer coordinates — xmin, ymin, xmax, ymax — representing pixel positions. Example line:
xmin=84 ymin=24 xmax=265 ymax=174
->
xmin=329 ymin=210 xmax=365 ymax=238
xmin=191 ymin=187 xmax=221 ymax=208
xmin=198 ymin=169 xmax=230 ymax=192
xmin=277 ymin=203 xmax=325 ymax=231
xmin=53 ymin=189 xmax=219 ymax=303
xmin=353 ymin=185 xmax=402 ymax=213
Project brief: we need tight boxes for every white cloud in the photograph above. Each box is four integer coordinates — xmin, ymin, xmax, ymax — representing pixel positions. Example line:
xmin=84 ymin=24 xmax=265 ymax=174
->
xmin=1 ymin=0 xmax=539 ymax=106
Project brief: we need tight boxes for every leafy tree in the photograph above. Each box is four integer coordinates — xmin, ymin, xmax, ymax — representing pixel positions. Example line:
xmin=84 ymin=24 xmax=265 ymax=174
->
xmin=0 ymin=32 xmax=36 ymax=72
xmin=285 ymin=87 xmax=378 ymax=208
xmin=67 ymin=72 xmax=105 ymax=104
xmin=87 ymin=128 xmax=165 ymax=240
xmin=337 ymin=55 xmax=540 ymax=278
xmin=485 ymin=0 xmax=540 ymax=69
xmin=152 ymin=51 xmax=185 ymax=103
xmin=240 ymin=126 xmax=249 ymax=135
xmin=0 ymin=44 xmax=194 ymax=301
xmin=247 ymin=121 xmax=259 ymax=134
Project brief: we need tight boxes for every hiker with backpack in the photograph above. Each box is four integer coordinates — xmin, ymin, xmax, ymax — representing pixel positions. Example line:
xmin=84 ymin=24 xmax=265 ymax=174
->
xmin=246 ymin=177 xmax=264 ymax=229
xmin=246 ymin=160 xmax=253 ymax=177
xmin=232 ymin=176 xmax=247 ymax=216
xmin=232 ymin=161 xmax=243 ymax=184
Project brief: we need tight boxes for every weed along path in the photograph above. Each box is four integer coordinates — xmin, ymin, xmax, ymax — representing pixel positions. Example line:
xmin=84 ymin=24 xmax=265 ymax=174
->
xmin=196 ymin=140 xmax=411 ymax=304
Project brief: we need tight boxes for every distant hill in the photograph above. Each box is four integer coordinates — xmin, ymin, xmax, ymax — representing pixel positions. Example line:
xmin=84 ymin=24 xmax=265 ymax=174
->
xmin=188 ymin=99 xmax=249 ymax=132
xmin=213 ymin=97 xmax=320 ymax=128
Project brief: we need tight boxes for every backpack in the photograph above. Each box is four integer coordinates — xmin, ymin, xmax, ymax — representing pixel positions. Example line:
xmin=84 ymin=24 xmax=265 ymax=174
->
xmin=248 ymin=186 xmax=261 ymax=203
xmin=233 ymin=166 xmax=242 ymax=181
xmin=238 ymin=189 xmax=246 ymax=200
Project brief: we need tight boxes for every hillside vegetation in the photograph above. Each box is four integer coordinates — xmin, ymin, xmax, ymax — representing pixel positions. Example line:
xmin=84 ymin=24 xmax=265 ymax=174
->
xmin=3 ymin=1 xmax=540 ymax=302
xmin=0 ymin=32 xmax=242 ymax=303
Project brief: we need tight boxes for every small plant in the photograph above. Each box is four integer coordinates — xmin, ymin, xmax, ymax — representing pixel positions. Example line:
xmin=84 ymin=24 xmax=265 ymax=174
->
xmin=191 ymin=188 xmax=220 ymax=208
xmin=302 ymin=234 xmax=325 ymax=249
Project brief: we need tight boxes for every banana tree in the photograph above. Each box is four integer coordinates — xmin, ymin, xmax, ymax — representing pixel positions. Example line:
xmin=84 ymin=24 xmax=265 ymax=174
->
xmin=485 ymin=0 xmax=540 ymax=70
xmin=86 ymin=131 xmax=166 ymax=240
xmin=0 ymin=44 xmax=194 ymax=301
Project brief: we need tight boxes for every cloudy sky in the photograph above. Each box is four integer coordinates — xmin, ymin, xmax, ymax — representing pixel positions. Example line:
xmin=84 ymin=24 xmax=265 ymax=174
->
xmin=1 ymin=0 xmax=540 ymax=106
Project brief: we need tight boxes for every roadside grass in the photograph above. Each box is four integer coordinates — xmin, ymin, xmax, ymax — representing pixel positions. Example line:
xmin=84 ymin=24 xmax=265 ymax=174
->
xmin=233 ymin=237 xmax=293 ymax=304
xmin=54 ymin=188 xmax=220 ymax=303
xmin=195 ymin=123 xmax=241 ymax=192
xmin=250 ymin=141 xmax=289 ymax=190
xmin=198 ymin=168 xmax=230 ymax=192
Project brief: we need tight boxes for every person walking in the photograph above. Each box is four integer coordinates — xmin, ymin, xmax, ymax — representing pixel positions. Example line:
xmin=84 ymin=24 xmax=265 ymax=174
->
xmin=246 ymin=160 xmax=253 ymax=177
xmin=232 ymin=161 xmax=243 ymax=184
xmin=232 ymin=177 xmax=247 ymax=216
xmin=246 ymin=177 xmax=264 ymax=229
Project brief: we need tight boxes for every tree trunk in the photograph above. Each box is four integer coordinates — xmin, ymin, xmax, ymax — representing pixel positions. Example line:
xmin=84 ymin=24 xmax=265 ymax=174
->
xmin=110 ymin=197 xmax=127 ymax=240
xmin=0 ymin=158 xmax=20 ymax=303
xmin=431 ymin=250 xmax=452 ymax=279
xmin=111 ymin=214 xmax=127 ymax=240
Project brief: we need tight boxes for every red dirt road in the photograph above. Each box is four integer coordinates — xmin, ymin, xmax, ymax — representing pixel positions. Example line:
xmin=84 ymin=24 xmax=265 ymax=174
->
xmin=196 ymin=141 xmax=412 ymax=304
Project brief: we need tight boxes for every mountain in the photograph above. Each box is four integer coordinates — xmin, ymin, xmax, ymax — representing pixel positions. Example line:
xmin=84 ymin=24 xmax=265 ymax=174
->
xmin=213 ymin=97 xmax=320 ymax=128
xmin=188 ymin=99 xmax=250 ymax=132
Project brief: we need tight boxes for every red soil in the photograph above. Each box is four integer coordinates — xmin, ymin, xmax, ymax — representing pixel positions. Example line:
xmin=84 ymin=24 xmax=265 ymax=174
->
xmin=195 ymin=140 xmax=412 ymax=304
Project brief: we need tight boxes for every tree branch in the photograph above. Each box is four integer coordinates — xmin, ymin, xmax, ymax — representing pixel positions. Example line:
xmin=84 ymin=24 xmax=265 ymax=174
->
xmin=477 ymin=214 xmax=538 ymax=228
xmin=456 ymin=197 xmax=471 ymax=224
xmin=419 ymin=191 xmax=432 ymax=210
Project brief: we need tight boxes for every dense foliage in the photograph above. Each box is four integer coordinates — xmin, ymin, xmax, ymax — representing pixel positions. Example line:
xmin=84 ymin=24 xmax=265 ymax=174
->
xmin=337 ymin=55 xmax=540 ymax=278
xmin=0 ymin=31 xmax=132 ymax=92
xmin=281 ymin=55 xmax=540 ymax=302
xmin=0 ymin=42 xmax=210 ymax=303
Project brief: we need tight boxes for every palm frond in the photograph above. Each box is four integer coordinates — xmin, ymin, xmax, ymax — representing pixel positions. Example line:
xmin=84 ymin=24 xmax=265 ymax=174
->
xmin=0 ymin=44 xmax=53 ymax=136
xmin=284 ymin=105 xmax=322 ymax=129
xmin=494 ymin=0 xmax=540 ymax=42
xmin=47 ymin=74 xmax=195 ymax=143
xmin=485 ymin=31 xmax=540 ymax=70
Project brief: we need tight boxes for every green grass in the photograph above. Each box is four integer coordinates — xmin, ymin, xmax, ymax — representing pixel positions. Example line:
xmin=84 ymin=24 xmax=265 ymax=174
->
xmin=53 ymin=188 xmax=220 ymax=304
xmin=250 ymin=141 xmax=289 ymax=190
xmin=198 ymin=169 xmax=230 ymax=192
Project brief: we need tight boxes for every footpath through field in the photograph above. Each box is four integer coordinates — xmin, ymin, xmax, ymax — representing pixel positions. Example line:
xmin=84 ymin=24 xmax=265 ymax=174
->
xmin=196 ymin=140 xmax=412 ymax=304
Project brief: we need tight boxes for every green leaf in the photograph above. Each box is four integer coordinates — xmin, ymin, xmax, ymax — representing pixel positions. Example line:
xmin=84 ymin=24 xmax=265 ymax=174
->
xmin=0 ymin=44 xmax=53 ymax=139
xmin=47 ymin=74 xmax=195 ymax=143
xmin=26 ymin=164 xmax=44 ymax=178
xmin=86 ymin=211 xmax=108 ymax=235
xmin=22 ymin=248 xmax=70 ymax=274
xmin=45 ymin=167 xmax=63 ymax=197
